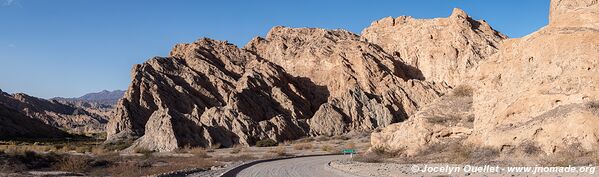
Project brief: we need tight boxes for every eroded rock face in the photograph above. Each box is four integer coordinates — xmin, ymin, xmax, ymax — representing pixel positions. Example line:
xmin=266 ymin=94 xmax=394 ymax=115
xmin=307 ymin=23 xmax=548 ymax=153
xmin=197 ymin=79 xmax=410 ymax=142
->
xmin=371 ymin=0 xmax=599 ymax=156
xmin=371 ymin=93 xmax=474 ymax=155
xmin=0 ymin=90 xmax=107 ymax=135
xmin=549 ymin=0 xmax=599 ymax=28
xmin=469 ymin=0 xmax=599 ymax=153
xmin=362 ymin=8 xmax=507 ymax=86
xmin=246 ymin=27 xmax=448 ymax=135
xmin=107 ymin=39 xmax=321 ymax=151
xmin=108 ymin=26 xmax=451 ymax=151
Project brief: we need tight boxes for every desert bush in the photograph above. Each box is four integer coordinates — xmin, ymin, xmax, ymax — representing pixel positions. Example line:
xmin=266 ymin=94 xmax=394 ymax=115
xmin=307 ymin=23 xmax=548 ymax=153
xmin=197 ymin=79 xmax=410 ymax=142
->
xmin=75 ymin=146 xmax=93 ymax=153
xmin=452 ymin=85 xmax=473 ymax=97
xmin=353 ymin=152 xmax=383 ymax=163
xmin=134 ymin=148 xmax=154 ymax=157
xmin=268 ymin=146 xmax=288 ymax=156
xmin=256 ymin=138 xmax=278 ymax=147
xmin=229 ymin=145 xmax=243 ymax=154
xmin=332 ymin=135 xmax=350 ymax=140
xmin=519 ymin=141 xmax=542 ymax=155
xmin=321 ymin=144 xmax=340 ymax=153
xmin=586 ymin=101 xmax=599 ymax=115
xmin=296 ymin=137 xmax=315 ymax=143
xmin=293 ymin=143 xmax=313 ymax=150
xmin=427 ymin=114 xmax=462 ymax=125
xmin=315 ymin=136 xmax=330 ymax=142
xmin=55 ymin=155 xmax=91 ymax=172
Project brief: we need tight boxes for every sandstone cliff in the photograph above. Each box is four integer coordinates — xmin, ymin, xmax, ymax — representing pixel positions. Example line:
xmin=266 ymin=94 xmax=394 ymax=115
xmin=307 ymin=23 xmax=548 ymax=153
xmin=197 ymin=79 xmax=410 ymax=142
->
xmin=108 ymin=39 xmax=320 ymax=151
xmin=371 ymin=0 xmax=599 ymax=156
xmin=362 ymin=8 xmax=507 ymax=86
xmin=107 ymin=26 xmax=457 ymax=151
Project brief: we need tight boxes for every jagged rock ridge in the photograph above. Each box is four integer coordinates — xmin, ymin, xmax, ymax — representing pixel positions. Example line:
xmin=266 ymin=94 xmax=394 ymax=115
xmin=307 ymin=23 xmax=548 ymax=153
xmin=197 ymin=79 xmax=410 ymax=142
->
xmin=362 ymin=8 xmax=507 ymax=86
xmin=106 ymin=8 xmax=506 ymax=152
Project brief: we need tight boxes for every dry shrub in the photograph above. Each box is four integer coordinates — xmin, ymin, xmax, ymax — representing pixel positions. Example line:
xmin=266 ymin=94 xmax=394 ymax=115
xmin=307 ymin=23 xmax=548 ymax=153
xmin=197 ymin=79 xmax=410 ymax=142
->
xmin=518 ymin=141 xmax=542 ymax=155
xmin=55 ymin=155 xmax=90 ymax=172
xmin=320 ymin=144 xmax=339 ymax=153
xmin=256 ymin=139 xmax=278 ymax=147
xmin=229 ymin=145 xmax=243 ymax=154
xmin=268 ymin=146 xmax=288 ymax=156
xmin=353 ymin=153 xmax=383 ymax=163
xmin=332 ymin=135 xmax=350 ymax=140
xmin=419 ymin=142 xmax=498 ymax=164
xmin=316 ymin=136 xmax=330 ymax=142
xmin=427 ymin=114 xmax=462 ymax=125
xmin=452 ymin=85 xmax=473 ymax=97
xmin=586 ymin=101 xmax=599 ymax=116
xmin=296 ymin=137 xmax=315 ymax=143
xmin=544 ymin=143 xmax=596 ymax=167
xmin=293 ymin=143 xmax=313 ymax=150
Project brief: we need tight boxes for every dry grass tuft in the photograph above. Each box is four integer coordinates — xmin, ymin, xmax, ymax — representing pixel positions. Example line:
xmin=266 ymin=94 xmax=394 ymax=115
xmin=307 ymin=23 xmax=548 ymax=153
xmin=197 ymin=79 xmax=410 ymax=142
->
xmin=320 ymin=144 xmax=339 ymax=153
xmin=452 ymin=85 xmax=474 ymax=97
xmin=268 ymin=146 xmax=288 ymax=156
xmin=256 ymin=138 xmax=278 ymax=147
xmin=293 ymin=143 xmax=314 ymax=150
xmin=55 ymin=155 xmax=90 ymax=172
xmin=586 ymin=101 xmax=599 ymax=116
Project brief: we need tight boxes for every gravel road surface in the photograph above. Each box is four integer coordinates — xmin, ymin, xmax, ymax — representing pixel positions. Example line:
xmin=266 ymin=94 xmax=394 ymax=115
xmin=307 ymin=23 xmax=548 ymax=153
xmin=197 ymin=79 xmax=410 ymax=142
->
xmin=233 ymin=155 xmax=355 ymax=177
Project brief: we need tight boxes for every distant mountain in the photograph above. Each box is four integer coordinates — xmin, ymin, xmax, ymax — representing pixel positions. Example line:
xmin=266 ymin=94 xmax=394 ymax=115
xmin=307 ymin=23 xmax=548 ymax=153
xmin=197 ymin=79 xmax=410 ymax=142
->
xmin=0 ymin=89 xmax=108 ymax=136
xmin=53 ymin=90 xmax=125 ymax=106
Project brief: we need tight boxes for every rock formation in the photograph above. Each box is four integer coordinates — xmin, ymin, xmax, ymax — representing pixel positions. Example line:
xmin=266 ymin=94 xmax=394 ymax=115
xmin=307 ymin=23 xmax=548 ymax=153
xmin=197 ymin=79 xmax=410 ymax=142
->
xmin=362 ymin=8 xmax=507 ymax=86
xmin=372 ymin=0 xmax=599 ymax=156
xmin=108 ymin=39 xmax=320 ymax=151
xmin=107 ymin=25 xmax=458 ymax=151
xmin=245 ymin=27 xmax=448 ymax=135
xmin=0 ymin=103 xmax=69 ymax=139
xmin=0 ymin=90 xmax=107 ymax=135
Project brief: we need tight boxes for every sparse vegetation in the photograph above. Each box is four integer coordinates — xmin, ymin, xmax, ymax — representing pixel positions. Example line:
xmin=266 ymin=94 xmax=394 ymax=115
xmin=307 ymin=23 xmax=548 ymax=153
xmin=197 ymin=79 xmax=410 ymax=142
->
xmin=519 ymin=141 xmax=542 ymax=155
xmin=452 ymin=85 xmax=473 ymax=97
xmin=55 ymin=155 xmax=91 ymax=172
xmin=353 ymin=152 xmax=383 ymax=163
xmin=293 ymin=143 xmax=314 ymax=150
xmin=586 ymin=101 xmax=599 ymax=115
xmin=268 ymin=146 xmax=288 ymax=156
xmin=229 ymin=145 xmax=243 ymax=154
xmin=256 ymin=138 xmax=278 ymax=147
xmin=427 ymin=114 xmax=462 ymax=125
xmin=320 ymin=144 xmax=339 ymax=153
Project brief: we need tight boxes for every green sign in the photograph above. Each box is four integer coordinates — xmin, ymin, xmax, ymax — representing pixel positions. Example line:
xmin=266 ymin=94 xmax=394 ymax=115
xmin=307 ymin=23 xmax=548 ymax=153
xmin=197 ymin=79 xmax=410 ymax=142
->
xmin=342 ymin=149 xmax=355 ymax=154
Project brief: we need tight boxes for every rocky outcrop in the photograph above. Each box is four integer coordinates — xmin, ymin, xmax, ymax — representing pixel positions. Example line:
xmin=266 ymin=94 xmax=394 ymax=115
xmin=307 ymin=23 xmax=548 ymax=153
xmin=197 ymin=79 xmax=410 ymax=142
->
xmin=108 ymin=26 xmax=452 ymax=151
xmin=107 ymin=39 xmax=320 ymax=151
xmin=246 ymin=27 xmax=448 ymax=135
xmin=371 ymin=0 xmax=599 ymax=156
xmin=0 ymin=90 xmax=107 ymax=135
xmin=469 ymin=0 xmax=599 ymax=154
xmin=371 ymin=90 xmax=474 ymax=155
xmin=362 ymin=8 xmax=507 ymax=86
xmin=549 ymin=0 xmax=599 ymax=28
xmin=0 ymin=103 xmax=69 ymax=139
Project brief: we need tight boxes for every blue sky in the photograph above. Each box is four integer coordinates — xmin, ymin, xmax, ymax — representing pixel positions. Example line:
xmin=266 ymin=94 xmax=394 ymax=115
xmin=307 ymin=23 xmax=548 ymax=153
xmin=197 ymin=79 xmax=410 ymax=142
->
xmin=0 ymin=0 xmax=550 ymax=98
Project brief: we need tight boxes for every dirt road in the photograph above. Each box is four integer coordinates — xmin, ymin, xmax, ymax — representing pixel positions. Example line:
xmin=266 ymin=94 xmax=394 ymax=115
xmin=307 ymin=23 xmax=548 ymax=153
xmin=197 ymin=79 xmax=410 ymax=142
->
xmin=229 ymin=155 xmax=356 ymax=177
